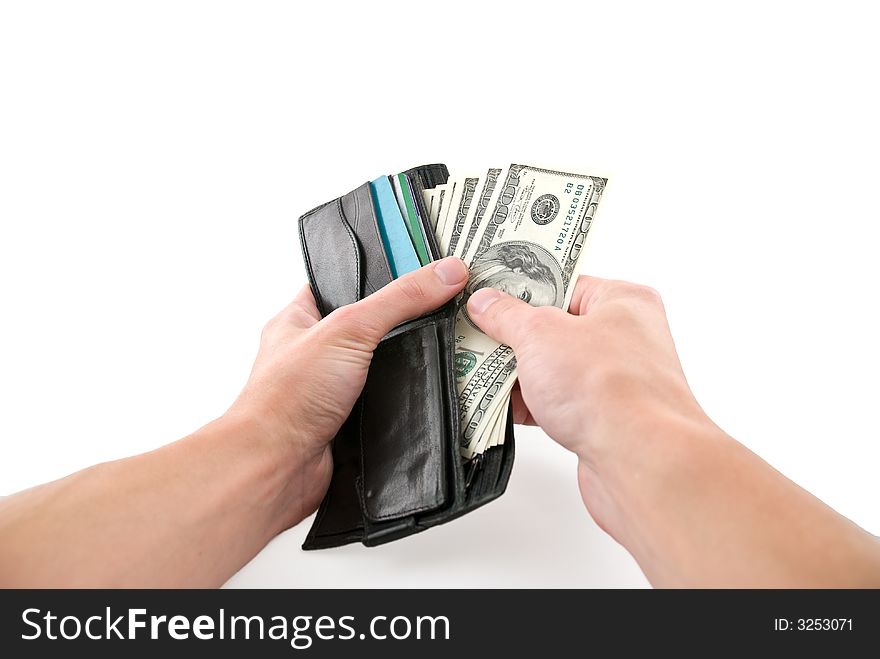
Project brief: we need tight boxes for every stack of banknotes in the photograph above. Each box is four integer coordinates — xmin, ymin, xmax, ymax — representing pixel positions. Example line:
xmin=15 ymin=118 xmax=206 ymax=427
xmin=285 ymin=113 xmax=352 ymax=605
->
xmin=371 ymin=164 xmax=606 ymax=460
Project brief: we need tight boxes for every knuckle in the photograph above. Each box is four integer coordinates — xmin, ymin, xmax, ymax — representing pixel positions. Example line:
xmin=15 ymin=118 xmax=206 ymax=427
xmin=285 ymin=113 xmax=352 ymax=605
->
xmin=329 ymin=304 xmax=357 ymax=325
xmin=260 ymin=315 xmax=280 ymax=342
xmin=394 ymin=274 xmax=428 ymax=302
xmin=326 ymin=305 xmax=381 ymax=344
xmin=519 ymin=306 xmax=555 ymax=335
xmin=613 ymin=281 xmax=663 ymax=306
xmin=633 ymin=284 xmax=664 ymax=307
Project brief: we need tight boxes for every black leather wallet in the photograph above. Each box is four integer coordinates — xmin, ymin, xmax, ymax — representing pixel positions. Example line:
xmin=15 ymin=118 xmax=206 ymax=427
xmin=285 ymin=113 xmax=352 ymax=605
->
xmin=298 ymin=163 xmax=515 ymax=549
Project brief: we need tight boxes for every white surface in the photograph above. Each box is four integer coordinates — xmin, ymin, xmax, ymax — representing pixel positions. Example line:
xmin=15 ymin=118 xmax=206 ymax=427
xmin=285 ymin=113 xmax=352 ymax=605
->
xmin=1 ymin=1 xmax=878 ymax=588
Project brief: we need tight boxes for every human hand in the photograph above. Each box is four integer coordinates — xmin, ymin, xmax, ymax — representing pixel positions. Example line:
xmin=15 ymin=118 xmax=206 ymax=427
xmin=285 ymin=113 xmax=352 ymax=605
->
xmin=466 ymin=276 xmax=716 ymax=538
xmin=228 ymin=257 xmax=468 ymax=523
xmin=468 ymin=277 xmax=880 ymax=588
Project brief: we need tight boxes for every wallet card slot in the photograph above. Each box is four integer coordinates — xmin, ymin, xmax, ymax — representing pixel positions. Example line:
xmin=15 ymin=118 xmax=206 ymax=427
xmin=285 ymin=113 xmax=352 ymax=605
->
xmin=299 ymin=198 xmax=363 ymax=315
xmin=299 ymin=182 xmax=395 ymax=317
xmin=359 ymin=322 xmax=448 ymax=521
xmin=339 ymin=181 xmax=394 ymax=297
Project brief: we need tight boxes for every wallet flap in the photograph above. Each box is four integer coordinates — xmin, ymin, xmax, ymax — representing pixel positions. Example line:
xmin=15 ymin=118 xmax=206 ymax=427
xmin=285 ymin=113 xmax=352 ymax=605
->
xmin=299 ymin=182 xmax=393 ymax=316
xmin=359 ymin=316 xmax=448 ymax=521
xmin=299 ymin=198 xmax=362 ymax=315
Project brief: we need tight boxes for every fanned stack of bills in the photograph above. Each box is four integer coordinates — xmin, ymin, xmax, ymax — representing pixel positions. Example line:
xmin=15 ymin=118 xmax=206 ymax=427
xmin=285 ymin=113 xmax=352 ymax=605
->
xmin=422 ymin=165 xmax=607 ymax=459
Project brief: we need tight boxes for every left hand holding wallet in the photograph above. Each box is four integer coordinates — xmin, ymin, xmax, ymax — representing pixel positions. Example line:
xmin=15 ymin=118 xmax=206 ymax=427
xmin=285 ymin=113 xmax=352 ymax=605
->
xmin=229 ymin=256 xmax=469 ymax=527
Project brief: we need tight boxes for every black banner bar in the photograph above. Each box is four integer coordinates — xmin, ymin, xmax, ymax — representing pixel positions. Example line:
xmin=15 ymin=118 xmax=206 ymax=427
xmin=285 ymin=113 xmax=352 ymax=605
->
xmin=1 ymin=589 xmax=876 ymax=656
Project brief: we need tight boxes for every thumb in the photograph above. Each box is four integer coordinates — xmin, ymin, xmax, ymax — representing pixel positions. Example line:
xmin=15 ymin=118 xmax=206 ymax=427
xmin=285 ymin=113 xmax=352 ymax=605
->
xmin=466 ymin=288 xmax=546 ymax=348
xmin=328 ymin=257 xmax=468 ymax=346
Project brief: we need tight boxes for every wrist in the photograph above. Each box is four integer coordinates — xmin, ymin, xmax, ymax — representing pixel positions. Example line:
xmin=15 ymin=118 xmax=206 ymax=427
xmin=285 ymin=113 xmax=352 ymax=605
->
xmin=577 ymin=402 xmax=729 ymax=555
xmin=199 ymin=410 xmax=331 ymax=535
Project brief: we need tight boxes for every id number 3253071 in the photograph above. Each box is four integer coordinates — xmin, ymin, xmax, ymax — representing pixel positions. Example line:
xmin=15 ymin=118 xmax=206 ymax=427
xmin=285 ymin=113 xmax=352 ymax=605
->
xmin=773 ymin=618 xmax=853 ymax=631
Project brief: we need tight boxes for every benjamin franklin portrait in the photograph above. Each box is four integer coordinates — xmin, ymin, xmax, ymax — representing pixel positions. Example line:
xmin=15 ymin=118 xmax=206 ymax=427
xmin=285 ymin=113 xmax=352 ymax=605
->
xmin=465 ymin=242 xmax=564 ymax=310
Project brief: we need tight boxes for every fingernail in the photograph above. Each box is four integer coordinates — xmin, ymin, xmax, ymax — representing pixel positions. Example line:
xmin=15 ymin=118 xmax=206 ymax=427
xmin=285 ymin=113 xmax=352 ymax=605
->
xmin=468 ymin=288 xmax=502 ymax=314
xmin=433 ymin=257 xmax=467 ymax=285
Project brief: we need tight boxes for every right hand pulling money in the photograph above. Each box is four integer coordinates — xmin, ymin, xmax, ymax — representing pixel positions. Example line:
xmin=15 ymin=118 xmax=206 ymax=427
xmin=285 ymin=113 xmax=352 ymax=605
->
xmin=467 ymin=275 xmax=707 ymax=461
xmin=467 ymin=276 xmax=713 ymax=541
xmin=468 ymin=277 xmax=880 ymax=587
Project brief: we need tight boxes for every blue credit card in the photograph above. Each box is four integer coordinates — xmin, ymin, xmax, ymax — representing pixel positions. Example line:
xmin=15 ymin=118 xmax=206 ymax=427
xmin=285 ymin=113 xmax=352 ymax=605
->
xmin=370 ymin=176 xmax=421 ymax=278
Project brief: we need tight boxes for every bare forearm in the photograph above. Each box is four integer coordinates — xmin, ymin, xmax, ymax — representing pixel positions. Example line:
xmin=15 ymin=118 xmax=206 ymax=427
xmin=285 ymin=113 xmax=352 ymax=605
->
xmin=0 ymin=414 xmax=311 ymax=587
xmin=593 ymin=414 xmax=880 ymax=587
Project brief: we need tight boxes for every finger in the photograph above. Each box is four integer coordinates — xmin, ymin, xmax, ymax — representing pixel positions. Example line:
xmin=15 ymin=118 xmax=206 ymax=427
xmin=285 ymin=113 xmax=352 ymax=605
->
xmin=292 ymin=286 xmax=321 ymax=319
xmin=567 ymin=275 xmax=613 ymax=316
xmin=511 ymin=384 xmax=536 ymax=426
xmin=330 ymin=257 xmax=468 ymax=346
xmin=277 ymin=285 xmax=321 ymax=329
xmin=466 ymin=287 xmax=557 ymax=348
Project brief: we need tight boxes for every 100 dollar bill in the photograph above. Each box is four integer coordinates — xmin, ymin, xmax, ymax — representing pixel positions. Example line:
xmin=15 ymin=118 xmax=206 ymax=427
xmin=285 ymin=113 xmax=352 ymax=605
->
xmin=453 ymin=164 xmax=606 ymax=458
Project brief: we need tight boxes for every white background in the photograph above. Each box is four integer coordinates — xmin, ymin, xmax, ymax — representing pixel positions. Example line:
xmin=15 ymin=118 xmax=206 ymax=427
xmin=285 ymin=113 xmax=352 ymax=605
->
xmin=1 ymin=1 xmax=878 ymax=588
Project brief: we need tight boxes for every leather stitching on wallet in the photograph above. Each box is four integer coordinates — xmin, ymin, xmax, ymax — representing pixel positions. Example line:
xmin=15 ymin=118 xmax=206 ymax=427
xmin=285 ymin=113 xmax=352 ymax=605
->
xmin=298 ymin=195 xmax=362 ymax=315
xmin=298 ymin=210 xmax=325 ymax=316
